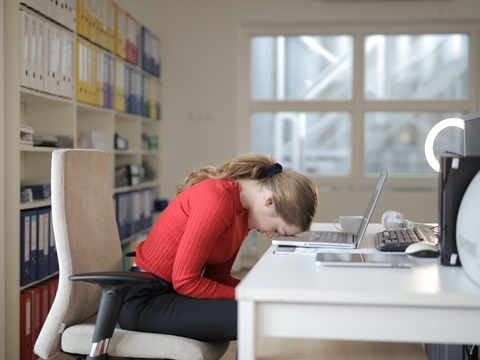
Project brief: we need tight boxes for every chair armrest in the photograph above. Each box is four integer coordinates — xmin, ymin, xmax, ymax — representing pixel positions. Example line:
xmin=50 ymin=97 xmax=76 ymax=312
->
xmin=69 ymin=271 xmax=156 ymax=343
xmin=69 ymin=271 xmax=155 ymax=285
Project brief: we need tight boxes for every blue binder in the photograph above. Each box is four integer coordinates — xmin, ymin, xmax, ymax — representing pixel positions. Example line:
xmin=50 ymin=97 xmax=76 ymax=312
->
xmin=37 ymin=207 xmax=50 ymax=280
xmin=20 ymin=210 xmax=32 ymax=286
xmin=46 ymin=207 xmax=57 ymax=274
xmin=115 ymin=192 xmax=126 ymax=240
xmin=48 ymin=209 xmax=59 ymax=273
xmin=29 ymin=209 xmax=38 ymax=283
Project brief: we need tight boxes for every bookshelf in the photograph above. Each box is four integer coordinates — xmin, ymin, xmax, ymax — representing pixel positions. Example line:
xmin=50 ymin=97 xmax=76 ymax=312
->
xmin=4 ymin=1 xmax=161 ymax=359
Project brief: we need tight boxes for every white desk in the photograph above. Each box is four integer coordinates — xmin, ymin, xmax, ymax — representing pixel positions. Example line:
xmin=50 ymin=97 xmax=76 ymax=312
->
xmin=236 ymin=223 xmax=480 ymax=360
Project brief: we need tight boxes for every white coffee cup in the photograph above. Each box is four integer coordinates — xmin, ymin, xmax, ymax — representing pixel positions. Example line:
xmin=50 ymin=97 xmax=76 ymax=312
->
xmin=333 ymin=215 xmax=363 ymax=234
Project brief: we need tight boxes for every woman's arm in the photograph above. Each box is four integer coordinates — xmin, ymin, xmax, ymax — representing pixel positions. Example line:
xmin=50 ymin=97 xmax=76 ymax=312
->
xmin=171 ymin=189 xmax=237 ymax=299
xmin=203 ymin=248 xmax=241 ymax=287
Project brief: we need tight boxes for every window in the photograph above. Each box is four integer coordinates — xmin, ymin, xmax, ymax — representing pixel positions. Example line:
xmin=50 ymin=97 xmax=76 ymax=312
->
xmin=244 ymin=23 xmax=479 ymax=189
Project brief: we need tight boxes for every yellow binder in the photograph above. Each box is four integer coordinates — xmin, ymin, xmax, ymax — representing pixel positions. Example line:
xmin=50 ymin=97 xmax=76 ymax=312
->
xmin=114 ymin=3 xmax=126 ymax=59
xmin=75 ymin=40 xmax=85 ymax=102
xmin=114 ymin=59 xmax=125 ymax=111
xmin=106 ymin=0 xmax=116 ymax=53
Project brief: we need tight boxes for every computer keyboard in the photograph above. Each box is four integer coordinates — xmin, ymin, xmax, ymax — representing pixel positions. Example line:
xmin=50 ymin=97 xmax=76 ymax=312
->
xmin=311 ymin=231 xmax=349 ymax=244
xmin=376 ymin=228 xmax=438 ymax=252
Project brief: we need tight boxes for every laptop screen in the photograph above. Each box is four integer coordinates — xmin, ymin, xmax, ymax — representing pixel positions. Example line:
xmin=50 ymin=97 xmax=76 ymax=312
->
xmin=356 ymin=168 xmax=389 ymax=239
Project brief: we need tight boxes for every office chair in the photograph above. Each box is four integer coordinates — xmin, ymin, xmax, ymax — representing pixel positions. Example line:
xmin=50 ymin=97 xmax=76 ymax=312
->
xmin=34 ymin=149 xmax=230 ymax=360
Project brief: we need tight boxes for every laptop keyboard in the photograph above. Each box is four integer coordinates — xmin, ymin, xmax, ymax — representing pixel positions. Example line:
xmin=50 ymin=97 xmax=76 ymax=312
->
xmin=312 ymin=231 xmax=349 ymax=244
xmin=376 ymin=228 xmax=437 ymax=252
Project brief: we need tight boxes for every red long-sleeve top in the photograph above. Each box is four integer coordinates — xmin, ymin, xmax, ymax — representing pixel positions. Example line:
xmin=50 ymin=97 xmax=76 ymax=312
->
xmin=135 ymin=179 xmax=249 ymax=300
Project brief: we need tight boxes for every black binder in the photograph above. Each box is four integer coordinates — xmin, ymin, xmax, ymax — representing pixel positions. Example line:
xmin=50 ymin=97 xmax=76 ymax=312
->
xmin=438 ymin=156 xmax=480 ymax=266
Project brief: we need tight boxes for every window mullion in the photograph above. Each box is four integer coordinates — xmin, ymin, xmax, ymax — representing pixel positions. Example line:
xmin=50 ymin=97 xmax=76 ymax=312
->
xmin=352 ymin=31 xmax=365 ymax=190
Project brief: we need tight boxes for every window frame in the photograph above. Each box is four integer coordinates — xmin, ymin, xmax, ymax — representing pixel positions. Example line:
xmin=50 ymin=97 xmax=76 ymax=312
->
xmin=240 ymin=21 xmax=480 ymax=190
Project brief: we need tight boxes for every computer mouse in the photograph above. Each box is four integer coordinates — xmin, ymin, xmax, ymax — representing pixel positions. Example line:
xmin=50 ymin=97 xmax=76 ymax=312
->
xmin=405 ymin=242 xmax=439 ymax=258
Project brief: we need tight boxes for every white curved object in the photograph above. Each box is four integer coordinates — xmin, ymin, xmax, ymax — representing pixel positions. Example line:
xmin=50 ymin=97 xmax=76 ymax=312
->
xmin=456 ymin=170 xmax=480 ymax=287
xmin=424 ymin=118 xmax=464 ymax=172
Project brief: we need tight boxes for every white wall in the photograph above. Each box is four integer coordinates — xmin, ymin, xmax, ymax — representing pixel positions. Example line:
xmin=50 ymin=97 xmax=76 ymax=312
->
xmin=115 ymin=0 xmax=480 ymax=222
xmin=0 ymin=0 xmax=6 ymax=357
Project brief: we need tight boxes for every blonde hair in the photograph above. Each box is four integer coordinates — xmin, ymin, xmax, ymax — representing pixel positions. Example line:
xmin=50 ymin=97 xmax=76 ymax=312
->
xmin=175 ymin=153 xmax=318 ymax=231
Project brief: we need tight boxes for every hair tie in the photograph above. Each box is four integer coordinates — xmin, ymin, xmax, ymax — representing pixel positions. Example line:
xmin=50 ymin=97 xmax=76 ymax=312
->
xmin=267 ymin=163 xmax=283 ymax=178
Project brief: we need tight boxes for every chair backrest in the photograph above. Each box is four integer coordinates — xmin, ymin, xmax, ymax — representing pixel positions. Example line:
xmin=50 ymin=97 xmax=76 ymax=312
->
xmin=35 ymin=149 xmax=123 ymax=359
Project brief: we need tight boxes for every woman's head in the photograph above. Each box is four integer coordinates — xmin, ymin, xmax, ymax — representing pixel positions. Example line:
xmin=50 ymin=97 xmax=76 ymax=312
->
xmin=259 ymin=168 xmax=318 ymax=232
xmin=175 ymin=153 xmax=318 ymax=232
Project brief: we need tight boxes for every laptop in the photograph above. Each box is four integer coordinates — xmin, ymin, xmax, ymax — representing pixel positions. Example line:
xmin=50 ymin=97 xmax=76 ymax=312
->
xmin=272 ymin=168 xmax=389 ymax=249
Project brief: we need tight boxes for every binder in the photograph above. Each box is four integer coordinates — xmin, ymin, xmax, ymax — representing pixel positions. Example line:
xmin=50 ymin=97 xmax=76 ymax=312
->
xmin=60 ymin=30 xmax=69 ymax=98
xmin=134 ymin=69 xmax=141 ymax=114
xmin=134 ymin=190 xmax=142 ymax=234
xmin=44 ymin=22 xmax=52 ymax=94
xmin=53 ymin=27 xmax=62 ymax=96
xmin=141 ymin=73 xmax=148 ymax=117
xmin=96 ymin=49 xmax=104 ymax=106
xmin=130 ymin=67 xmax=136 ymax=114
xmin=124 ymin=65 xmax=130 ymax=112
xmin=149 ymin=76 xmax=156 ymax=119
xmin=49 ymin=24 xmax=61 ymax=95
xmin=86 ymin=0 xmax=93 ymax=43
xmin=48 ymin=212 xmax=58 ymax=274
xmin=66 ymin=33 xmax=75 ymax=98
xmin=85 ymin=43 xmax=92 ymax=103
xmin=126 ymin=13 xmax=138 ymax=65
xmin=152 ymin=34 xmax=161 ymax=78
xmin=115 ymin=192 xmax=125 ymax=239
xmin=20 ymin=210 xmax=32 ymax=286
xmin=155 ymin=79 xmax=161 ymax=120
xmin=29 ymin=210 xmax=38 ymax=283
xmin=97 ymin=0 xmax=107 ymax=49
xmin=42 ymin=207 xmax=51 ymax=275
xmin=37 ymin=207 xmax=49 ymax=280
xmin=103 ymin=54 xmax=110 ymax=107
xmin=20 ymin=10 xmax=30 ymax=88
xmin=76 ymin=40 xmax=85 ymax=102
xmin=141 ymin=26 xmax=149 ymax=74
xmin=114 ymin=59 xmax=125 ymax=111
xmin=76 ymin=0 xmax=87 ymax=38
xmin=23 ymin=287 xmax=41 ymax=357
xmin=89 ymin=0 xmax=97 ymax=44
xmin=20 ymin=292 xmax=33 ymax=360
xmin=126 ymin=191 xmax=133 ymax=238
xmin=29 ymin=13 xmax=38 ymax=90
xmin=114 ymin=3 xmax=126 ymax=59
xmin=108 ymin=54 xmax=114 ymax=108
xmin=84 ymin=0 xmax=91 ymax=39
xmin=37 ymin=18 xmax=45 ymax=92
xmin=106 ymin=0 xmax=116 ymax=53
xmin=39 ymin=283 xmax=50 ymax=331
xmin=91 ymin=44 xmax=97 ymax=104
xmin=46 ymin=207 xmax=55 ymax=275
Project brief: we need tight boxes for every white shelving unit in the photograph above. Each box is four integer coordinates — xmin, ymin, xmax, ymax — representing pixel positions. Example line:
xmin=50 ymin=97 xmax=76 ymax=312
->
xmin=4 ymin=1 xmax=161 ymax=359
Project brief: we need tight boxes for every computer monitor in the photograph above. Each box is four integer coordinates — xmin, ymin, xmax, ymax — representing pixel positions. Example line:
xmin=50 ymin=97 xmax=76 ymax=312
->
xmin=464 ymin=111 xmax=480 ymax=156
